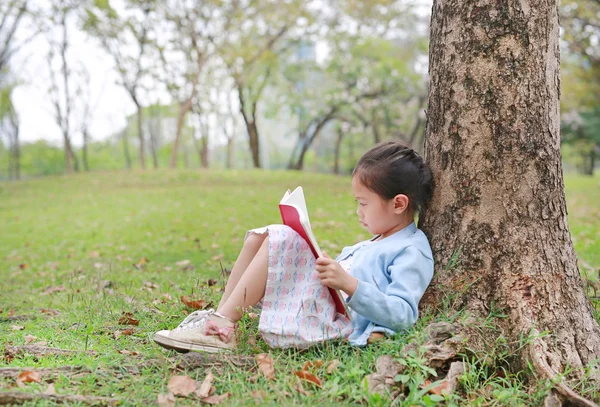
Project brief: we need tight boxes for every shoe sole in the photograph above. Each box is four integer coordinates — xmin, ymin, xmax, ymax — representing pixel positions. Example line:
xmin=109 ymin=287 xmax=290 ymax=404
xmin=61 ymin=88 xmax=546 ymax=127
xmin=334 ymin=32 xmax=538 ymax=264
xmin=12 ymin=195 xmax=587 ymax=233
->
xmin=153 ymin=333 xmax=232 ymax=353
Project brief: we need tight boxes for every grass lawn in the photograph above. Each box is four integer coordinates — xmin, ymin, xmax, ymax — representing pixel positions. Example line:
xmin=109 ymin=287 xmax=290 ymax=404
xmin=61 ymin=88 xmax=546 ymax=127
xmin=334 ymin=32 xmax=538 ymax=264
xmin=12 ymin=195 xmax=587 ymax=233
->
xmin=0 ymin=170 xmax=598 ymax=406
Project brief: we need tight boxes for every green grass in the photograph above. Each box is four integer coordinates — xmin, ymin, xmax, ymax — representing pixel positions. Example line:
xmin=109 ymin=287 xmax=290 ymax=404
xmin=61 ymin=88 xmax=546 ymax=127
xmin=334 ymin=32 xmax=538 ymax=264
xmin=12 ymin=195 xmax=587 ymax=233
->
xmin=0 ymin=170 xmax=598 ymax=406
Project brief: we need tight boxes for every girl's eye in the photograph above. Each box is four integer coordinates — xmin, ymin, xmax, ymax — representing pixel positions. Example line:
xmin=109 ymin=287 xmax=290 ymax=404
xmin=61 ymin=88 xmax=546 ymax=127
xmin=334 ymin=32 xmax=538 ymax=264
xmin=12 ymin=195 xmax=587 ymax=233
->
xmin=359 ymin=202 xmax=366 ymax=207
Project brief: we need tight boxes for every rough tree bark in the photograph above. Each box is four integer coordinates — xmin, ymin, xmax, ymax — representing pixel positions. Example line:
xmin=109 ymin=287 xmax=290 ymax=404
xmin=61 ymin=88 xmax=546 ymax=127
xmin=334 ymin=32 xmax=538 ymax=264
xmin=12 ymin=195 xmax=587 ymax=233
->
xmin=420 ymin=0 xmax=600 ymax=403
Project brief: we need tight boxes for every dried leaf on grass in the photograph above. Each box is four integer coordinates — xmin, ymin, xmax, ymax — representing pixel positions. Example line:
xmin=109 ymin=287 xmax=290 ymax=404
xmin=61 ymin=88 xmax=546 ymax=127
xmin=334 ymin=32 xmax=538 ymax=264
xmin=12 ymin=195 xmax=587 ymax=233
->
xmin=118 ymin=312 xmax=140 ymax=326
xmin=118 ymin=350 xmax=139 ymax=356
xmin=11 ymin=325 xmax=24 ymax=331
xmin=167 ymin=375 xmax=197 ymax=396
xmin=16 ymin=370 xmax=40 ymax=387
xmin=180 ymin=296 xmax=207 ymax=310
xmin=251 ymin=390 xmax=267 ymax=400
xmin=44 ymin=383 xmax=56 ymax=395
xmin=176 ymin=260 xmax=191 ymax=267
xmin=422 ymin=379 xmax=452 ymax=396
xmin=255 ymin=353 xmax=275 ymax=380
xmin=295 ymin=370 xmax=322 ymax=387
xmin=196 ymin=371 xmax=214 ymax=398
xmin=302 ymin=360 xmax=323 ymax=370
xmin=43 ymin=285 xmax=65 ymax=295
xmin=24 ymin=335 xmax=37 ymax=344
xmin=40 ymin=308 xmax=61 ymax=316
xmin=157 ymin=392 xmax=176 ymax=407
xmin=200 ymin=393 xmax=231 ymax=405
xmin=326 ymin=359 xmax=341 ymax=374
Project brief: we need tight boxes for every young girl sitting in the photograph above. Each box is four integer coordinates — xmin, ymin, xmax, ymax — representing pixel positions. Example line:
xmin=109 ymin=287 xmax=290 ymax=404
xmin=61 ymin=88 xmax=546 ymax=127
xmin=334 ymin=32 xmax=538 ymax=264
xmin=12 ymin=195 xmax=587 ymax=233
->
xmin=153 ymin=141 xmax=434 ymax=352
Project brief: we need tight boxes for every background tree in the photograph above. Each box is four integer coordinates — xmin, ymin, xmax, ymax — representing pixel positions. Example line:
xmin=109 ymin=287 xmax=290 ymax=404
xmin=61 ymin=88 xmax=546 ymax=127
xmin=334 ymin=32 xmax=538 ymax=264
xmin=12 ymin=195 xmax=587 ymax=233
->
xmin=85 ymin=0 xmax=158 ymax=169
xmin=421 ymin=0 xmax=600 ymax=405
xmin=46 ymin=0 xmax=80 ymax=173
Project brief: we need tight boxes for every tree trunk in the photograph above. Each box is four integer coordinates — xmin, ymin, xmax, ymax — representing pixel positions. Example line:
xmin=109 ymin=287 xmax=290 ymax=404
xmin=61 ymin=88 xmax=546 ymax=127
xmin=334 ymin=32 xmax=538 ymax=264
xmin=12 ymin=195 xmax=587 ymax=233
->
xmin=135 ymin=102 xmax=146 ymax=169
xmin=82 ymin=129 xmax=89 ymax=172
xmin=226 ymin=138 xmax=234 ymax=169
xmin=170 ymin=99 xmax=193 ymax=169
xmin=420 ymin=0 xmax=600 ymax=398
xmin=333 ymin=126 xmax=344 ymax=175
xmin=62 ymin=129 xmax=74 ymax=173
xmin=237 ymin=86 xmax=261 ymax=168
xmin=121 ymin=130 xmax=132 ymax=170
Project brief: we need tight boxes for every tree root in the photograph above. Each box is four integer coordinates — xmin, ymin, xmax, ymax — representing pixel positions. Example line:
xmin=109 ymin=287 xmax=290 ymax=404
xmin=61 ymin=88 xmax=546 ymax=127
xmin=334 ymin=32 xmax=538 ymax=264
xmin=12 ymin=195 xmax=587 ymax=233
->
xmin=529 ymin=336 xmax=599 ymax=407
xmin=4 ymin=345 xmax=97 ymax=360
xmin=0 ymin=366 xmax=89 ymax=380
xmin=0 ymin=392 xmax=119 ymax=406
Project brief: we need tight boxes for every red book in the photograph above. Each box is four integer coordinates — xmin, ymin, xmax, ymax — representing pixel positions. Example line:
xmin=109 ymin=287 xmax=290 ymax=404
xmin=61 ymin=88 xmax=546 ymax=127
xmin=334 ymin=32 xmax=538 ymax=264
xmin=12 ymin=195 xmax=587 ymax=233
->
xmin=279 ymin=187 xmax=350 ymax=318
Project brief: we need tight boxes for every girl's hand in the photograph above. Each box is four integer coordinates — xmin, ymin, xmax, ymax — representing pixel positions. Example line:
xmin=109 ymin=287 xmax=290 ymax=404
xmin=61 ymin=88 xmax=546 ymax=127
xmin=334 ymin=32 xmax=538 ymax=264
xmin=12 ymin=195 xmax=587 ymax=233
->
xmin=315 ymin=251 xmax=358 ymax=296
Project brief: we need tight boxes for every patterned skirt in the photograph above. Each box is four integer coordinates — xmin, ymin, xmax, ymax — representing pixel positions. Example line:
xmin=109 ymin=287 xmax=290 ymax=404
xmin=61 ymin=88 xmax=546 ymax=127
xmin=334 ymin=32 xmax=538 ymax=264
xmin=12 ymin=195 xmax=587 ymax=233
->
xmin=247 ymin=225 xmax=352 ymax=348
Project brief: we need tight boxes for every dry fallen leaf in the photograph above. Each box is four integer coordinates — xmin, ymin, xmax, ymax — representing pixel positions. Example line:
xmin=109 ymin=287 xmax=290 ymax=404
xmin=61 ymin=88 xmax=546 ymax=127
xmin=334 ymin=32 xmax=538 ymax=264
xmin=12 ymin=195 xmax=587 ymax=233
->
xmin=19 ymin=263 xmax=29 ymax=269
xmin=16 ymin=370 xmax=40 ymax=386
xmin=256 ymin=353 xmax=275 ymax=380
xmin=24 ymin=334 xmax=37 ymax=344
xmin=206 ymin=279 xmax=218 ymax=287
xmin=425 ymin=379 xmax=452 ymax=396
xmin=303 ymin=360 xmax=323 ymax=370
xmin=200 ymin=393 xmax=231 ymax=405
xmin=11 ymin=325 xmax=24 ymax=331
xmin=295 ymin=370 xmax=322 ymax=387
xmin=196 ymin=371 xmax=214 ymax=398
xmin=180 ymin=296 xmax=207 ymax=310
xmin=176 ymin=259 xmax=191 ymax=267
xmin=118 ymin=350 xmax=139 ymax=356
xmin=211 ymin=254 xmax=224 ymax=261
xmin=157 ymin=392 xmax=176 ymax=407
xmin=247 ymin=312 xmax=258 ymax=319
xmin=144 ymin=281 xmax=158 ymax=289
xmin=44 ymin=285 xmax=65 ymax=295
xmin=88 ymin=251 xmax=100 ymax=258
xmin=326 ymin=359 xmax=341 ymax=374
xmin=118 ymin=312 xmax=140 ymax=326
xmin=295 ymin=384 xmax=311 ymax=396
xmin=44 ymin=383 xmax=56 ymax=395
xmin=40 ymin=308 xmax=61 ymax=316
xmin=251 ymin=390 xmax=266 ymax=400
xmin=167 ymin=375 xmax=197 ymax=396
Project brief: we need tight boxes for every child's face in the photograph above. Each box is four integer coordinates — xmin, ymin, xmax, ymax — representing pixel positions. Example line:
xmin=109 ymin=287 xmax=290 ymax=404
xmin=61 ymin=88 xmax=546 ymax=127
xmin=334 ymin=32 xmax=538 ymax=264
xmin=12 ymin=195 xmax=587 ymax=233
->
xmin=352 ymin=176 xmax=408 ymax=238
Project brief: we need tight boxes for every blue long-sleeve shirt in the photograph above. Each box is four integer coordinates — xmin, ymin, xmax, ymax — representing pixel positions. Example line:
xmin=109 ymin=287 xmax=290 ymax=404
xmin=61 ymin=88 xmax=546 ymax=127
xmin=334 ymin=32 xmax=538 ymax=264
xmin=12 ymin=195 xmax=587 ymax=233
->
xmin=335 ymin=222 xmax=434 ymax=346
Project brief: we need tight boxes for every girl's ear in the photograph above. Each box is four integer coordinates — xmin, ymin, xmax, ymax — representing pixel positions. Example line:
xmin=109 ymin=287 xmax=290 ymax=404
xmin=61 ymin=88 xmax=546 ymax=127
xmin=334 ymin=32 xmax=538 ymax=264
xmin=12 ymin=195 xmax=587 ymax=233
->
xmin=393 ymin=194 xmax=409 ymax=214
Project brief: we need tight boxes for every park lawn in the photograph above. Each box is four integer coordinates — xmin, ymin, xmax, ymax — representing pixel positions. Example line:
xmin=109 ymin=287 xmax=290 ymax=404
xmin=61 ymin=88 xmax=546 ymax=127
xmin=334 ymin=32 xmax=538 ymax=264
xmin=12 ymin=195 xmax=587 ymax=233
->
xmin=0 ymin=170 xmax=598 ymax=406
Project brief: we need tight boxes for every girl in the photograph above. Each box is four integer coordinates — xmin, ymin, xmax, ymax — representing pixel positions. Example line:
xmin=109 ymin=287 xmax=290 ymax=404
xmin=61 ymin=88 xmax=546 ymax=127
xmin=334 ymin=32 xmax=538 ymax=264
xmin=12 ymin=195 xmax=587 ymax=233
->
xmin=153 ymin=141 xmax=434 ymax=352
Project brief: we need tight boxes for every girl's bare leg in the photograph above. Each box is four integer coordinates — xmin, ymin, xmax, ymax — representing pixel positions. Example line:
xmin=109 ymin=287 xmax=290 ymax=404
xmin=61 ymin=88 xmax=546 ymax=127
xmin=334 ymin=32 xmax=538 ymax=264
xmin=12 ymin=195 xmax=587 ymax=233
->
xmin=218 ymin=232 xmax=267 ymax=309
xmin=217 ymin=237 xmax=269 ymax=321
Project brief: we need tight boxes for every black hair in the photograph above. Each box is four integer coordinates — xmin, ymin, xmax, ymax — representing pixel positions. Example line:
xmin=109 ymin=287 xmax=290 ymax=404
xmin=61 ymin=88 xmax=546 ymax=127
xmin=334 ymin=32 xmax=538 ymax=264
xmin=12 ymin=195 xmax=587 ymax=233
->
xmin=352 ymin=141 xmax=433 ymax=214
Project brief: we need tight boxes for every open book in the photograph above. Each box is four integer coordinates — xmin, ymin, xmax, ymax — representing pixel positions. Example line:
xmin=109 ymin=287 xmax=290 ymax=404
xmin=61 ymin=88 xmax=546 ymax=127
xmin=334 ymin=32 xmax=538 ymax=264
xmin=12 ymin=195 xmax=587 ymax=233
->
xmin=279 ymin=187 xmax=350 ymax=318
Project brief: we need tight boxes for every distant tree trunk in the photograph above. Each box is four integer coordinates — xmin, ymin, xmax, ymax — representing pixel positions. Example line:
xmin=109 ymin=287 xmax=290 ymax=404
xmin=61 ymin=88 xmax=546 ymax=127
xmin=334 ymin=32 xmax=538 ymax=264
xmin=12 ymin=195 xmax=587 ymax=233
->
xmin=133 ymin=100 xmax=146 ymax=169
xmin=289 ymin=109 xmax=337 ymax=170
xmin=420 ymin=0 xmax=600 ymax=402
xmin=62 ymin=129 xmax=75 ymax=173
xmin=121 ymin=130 xmax=132 ymax=170
xmin=82 ymin=128 xmax=89 ymax=172
xmin=226 ymin=138 xmax=234 ymax=169
xmin=238 ymin=88 xmax=261 ymax=168
xmin=191 ymin=114 xmax=209 ymax=169
xmin=333 ymin=126 xmax=344 ymax=175
xmin=149 ymin=125 xmax=159 ymax=169
xmin=170 ymin=98 xmax=193 ymax=169
xmin=8 ymin=106 xmax=20 ymax=180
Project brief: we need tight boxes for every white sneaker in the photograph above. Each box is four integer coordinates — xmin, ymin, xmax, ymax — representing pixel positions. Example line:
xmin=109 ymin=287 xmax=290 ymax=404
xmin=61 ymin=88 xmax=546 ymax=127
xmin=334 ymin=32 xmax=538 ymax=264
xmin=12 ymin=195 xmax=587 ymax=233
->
xmin=153 ymin=309 xmax=237 ymax=353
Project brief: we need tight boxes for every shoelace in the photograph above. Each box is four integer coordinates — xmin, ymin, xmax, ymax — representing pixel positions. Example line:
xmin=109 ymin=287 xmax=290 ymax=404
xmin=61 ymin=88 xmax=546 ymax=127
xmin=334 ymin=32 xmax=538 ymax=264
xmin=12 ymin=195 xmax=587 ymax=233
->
xmin=173 ymin=309 xmax=214 ymax=332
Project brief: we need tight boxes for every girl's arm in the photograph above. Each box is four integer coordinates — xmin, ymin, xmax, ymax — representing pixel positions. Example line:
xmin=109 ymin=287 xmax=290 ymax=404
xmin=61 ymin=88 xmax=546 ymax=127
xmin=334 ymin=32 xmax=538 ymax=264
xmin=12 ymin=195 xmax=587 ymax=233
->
xmin=347 ymin=246 xmax=434 ymax=331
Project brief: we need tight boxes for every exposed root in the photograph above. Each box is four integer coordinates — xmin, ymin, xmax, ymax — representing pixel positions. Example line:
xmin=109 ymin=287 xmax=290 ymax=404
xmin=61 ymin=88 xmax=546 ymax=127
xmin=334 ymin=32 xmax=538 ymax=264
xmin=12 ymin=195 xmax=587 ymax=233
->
xmin=0 ymin=366 xmax=89 ymax=380
xmin=4 ymin=345 xmax=97 ymax=360
xmin=529 ymin=336 xmax=599 ymax=407
xmin=0 ymin=392 xmax=119 ymax=406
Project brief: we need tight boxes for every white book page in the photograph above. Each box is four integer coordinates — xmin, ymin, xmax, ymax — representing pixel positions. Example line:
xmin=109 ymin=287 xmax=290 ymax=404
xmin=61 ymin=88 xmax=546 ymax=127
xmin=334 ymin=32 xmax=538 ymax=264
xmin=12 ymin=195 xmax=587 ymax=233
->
xmin=280 ymin=187 xmax=323 ymax=257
